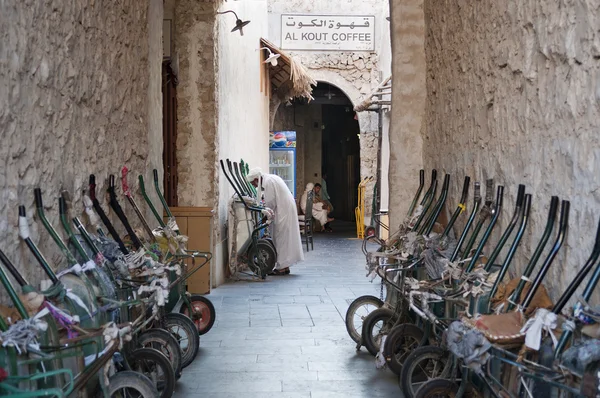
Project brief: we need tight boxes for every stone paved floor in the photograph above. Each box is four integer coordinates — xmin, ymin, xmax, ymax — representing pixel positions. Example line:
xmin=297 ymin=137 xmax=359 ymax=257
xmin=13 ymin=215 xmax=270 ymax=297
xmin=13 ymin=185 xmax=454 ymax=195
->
xmin=174 ymin=222 xmax=400 ymax=398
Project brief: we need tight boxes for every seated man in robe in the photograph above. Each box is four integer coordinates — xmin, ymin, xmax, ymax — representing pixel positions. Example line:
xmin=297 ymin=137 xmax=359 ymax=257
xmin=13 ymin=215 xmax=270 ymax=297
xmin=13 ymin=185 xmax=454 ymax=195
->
xmin=313 ymin=183 xmax=332 ymax=215
xmin=300 ymin=183 xmax=334 ymax=232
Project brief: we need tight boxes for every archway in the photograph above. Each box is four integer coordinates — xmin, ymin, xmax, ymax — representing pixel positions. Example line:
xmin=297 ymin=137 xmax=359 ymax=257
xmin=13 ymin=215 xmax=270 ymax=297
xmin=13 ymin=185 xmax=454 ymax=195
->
xmin=272 ymin=82 xmax=360 ymax=222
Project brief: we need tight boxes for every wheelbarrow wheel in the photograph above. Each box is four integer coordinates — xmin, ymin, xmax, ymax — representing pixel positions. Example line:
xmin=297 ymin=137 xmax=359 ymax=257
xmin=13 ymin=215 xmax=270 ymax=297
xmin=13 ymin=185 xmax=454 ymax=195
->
xmin=127 ymin=347 xmax=175 ymax=398
xmin=262 ymin=237 xmax=277 ymax=256
xmin=401 ymin=346 xmax=453 ymax=398
xmin=251 ymin=239 xmax=277 ymax=278
xmin=137 ymin=328 xmax=183 ymax=379
xmin=344 ymin=295 xmax=383 ymax=344
xmin=108 ymin=370 xmax=159 ymax=398
xmin=414 ymin=378 xmax=459 ymax=398
xmin=180 ymin=295 xmax=216 ymax=335
xmin=164 ymin=313 xmax=200 ymax=368
xmin=383 ymin=323 xmax=425 ymax=376
xmin=365 ymin=226 xmax=376 ymax=238
xmin=361 ymin=308 xmax=396 ymax=356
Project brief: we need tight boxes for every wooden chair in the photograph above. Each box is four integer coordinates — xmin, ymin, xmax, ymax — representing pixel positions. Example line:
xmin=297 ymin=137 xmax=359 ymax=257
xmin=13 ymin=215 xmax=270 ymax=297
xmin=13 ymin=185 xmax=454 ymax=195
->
xmin=298 ymin=190 xmax=314 ymax=251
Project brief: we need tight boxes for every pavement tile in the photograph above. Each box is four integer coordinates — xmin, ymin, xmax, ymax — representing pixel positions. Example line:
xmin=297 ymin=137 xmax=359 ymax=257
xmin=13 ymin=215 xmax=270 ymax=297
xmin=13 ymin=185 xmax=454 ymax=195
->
xmin=190 ymin=393 xmax=309 ymax=398
xmin=182 ymin=362 xmax=310 ymax=374
xmin=282 ymin=379 xmax=398 ymax=393
xmin=280 ymin=318 xmax=315 ymax=327
xmin=199 ymin=340 xmax=222 ymax=348
xmin=263 ymin=296 xmax=295 ymax=304
xmin=292 ymin=295 xmax=324 ymax=304
xmin=184 ymin=379 xmax=282 ymax=393
xmin=249 ymin=312 xmax=282 ymax=320
xmin=250 ymin=318 xmax=282 ymax=327
xmin=198 ymin=345 xmax=302 ymax=356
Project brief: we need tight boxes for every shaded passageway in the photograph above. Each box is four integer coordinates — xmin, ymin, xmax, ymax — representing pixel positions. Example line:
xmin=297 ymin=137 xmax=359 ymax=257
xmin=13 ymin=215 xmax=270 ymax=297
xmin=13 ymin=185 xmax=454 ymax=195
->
xmin=174 ymin=223 xmax=399 ymax=397
xmin=272 ymin=83 xmax=361 ymax=222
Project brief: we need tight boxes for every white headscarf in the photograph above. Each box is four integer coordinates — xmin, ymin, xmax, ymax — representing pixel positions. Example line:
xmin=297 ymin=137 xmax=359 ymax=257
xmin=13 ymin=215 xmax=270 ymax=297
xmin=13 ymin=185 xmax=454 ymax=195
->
xmin=305 ymin=183 xmax=314 ymax=192
xmin=246 ymin=167 xmax=262 ymax=182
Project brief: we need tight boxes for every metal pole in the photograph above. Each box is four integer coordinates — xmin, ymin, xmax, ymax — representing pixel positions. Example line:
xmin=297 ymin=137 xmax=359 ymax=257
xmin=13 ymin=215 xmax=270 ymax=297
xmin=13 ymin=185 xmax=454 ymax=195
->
xmin=375 ymin=107 xmax=383 ymax=236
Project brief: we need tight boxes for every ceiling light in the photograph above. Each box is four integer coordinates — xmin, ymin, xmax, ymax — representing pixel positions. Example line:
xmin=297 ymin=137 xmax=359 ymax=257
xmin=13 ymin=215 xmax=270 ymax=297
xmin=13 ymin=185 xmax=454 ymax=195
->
xmin=257 ymin=47 xmax=281 ymax=66
xmin=217 ymin=10 xmax=250 ymax=36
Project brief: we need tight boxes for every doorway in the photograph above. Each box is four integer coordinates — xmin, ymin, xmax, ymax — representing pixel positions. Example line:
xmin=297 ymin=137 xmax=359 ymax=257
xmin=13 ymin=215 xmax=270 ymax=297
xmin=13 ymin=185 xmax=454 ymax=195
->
xmin=162 ymin=60 xmax=178 ymax=206
xmin=272 ymin=82 xmax=360 ymax=222
xmin=317 ymin=84 xmax=360 ymax=222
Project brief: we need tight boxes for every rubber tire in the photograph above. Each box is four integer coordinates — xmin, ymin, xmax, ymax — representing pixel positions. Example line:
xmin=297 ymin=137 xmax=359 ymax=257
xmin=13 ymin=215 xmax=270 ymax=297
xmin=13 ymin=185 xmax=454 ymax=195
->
xmin=401 ymin=346 xmax=452 ymax=398
xmin=164 ymin=313 xmax=200 ymax=368
xmin=252 ymin=239 xmax=277 ymax=278
xmin=383 ymin=323 xmax=425 ymax=376
xmin=138 ymin=328 xmax=183 ymax=379
xmin=108 ymin=370 xmax=159 ymax=398
xmin=127 ymin=348 xmax=174 ymax=398
xmin=361 ymin=308 xmax=396 ymax=356
xmin=344 ymin=295 xmax=384 ymax=344
xmin=180 ymin=295 xmax=216 ymax=336
xmin=414 ymin=378 xmax=459 ymax=398
xmin=263 ymin=237 xmax=278 ymax=256
xmin=365 ymin=226 xmax=376 ymax=237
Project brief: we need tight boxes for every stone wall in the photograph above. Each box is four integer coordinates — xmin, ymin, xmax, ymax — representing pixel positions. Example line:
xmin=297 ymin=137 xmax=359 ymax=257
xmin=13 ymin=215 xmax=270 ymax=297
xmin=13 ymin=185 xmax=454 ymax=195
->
xmin=174 ymin=0 xmax=218 ymax=208
xmin=388 ymin=0 xmax=425 ymax=230
xmin=422 ymin=0 xmax=600 ymax=302
xmin=296 ymin=53 xmax=380 ymax=98
xmin=0 ymin=1 xmax=163 ymax=300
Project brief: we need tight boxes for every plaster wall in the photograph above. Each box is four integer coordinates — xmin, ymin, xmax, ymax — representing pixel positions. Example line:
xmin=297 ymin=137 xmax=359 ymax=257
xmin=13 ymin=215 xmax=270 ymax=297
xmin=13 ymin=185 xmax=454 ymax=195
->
xmin=0 ymin=1 xmax=163 ymax=301
xmin=388 ymin=0 xmax=425 ymax=230
xmin=422 ymin=0 xmax=600 ymax=303
xmin=213 ymin=0 xmax=270 ymax=286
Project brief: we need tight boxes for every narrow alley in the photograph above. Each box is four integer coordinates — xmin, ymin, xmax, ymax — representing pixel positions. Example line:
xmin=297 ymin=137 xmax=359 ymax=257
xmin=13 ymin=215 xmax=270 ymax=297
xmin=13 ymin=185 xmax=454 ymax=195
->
xmin=3 ymin=1 xmax=600 ymax=397
xmin=175 ymin=224 xmax=399 ymax=398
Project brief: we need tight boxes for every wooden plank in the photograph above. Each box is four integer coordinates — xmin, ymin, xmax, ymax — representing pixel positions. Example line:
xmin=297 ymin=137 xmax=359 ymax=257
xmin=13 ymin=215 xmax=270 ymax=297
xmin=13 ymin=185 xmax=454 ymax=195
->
xmin=185 ymin=215 xmax=212 ymax=294
xmin=259 ymin=46 xmax=264 ymax=94
xmin=163 ymin=211 xmax=212 ymax=294
xmin=167 ymin=207 xmax=213 ymax=217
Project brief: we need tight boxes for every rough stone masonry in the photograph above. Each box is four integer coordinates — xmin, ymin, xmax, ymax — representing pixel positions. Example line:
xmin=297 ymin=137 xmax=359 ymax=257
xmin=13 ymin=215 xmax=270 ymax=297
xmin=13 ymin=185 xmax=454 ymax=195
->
xmin=421 ymin=0 xmax=600 ymax=302
xmin=0 ymin=1 xmax=163 ymax=303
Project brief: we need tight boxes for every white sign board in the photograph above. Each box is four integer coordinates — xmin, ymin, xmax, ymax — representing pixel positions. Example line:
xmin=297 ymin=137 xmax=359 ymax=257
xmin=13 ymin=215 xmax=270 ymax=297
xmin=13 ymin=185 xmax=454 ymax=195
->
xmin=281 ymin=14 xmax=375 ymax=51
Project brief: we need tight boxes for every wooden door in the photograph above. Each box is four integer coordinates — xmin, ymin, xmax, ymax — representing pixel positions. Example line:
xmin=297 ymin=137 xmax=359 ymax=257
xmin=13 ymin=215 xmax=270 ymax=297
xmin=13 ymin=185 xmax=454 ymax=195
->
xmin=162 ymin=61 xmax=178 ymax=206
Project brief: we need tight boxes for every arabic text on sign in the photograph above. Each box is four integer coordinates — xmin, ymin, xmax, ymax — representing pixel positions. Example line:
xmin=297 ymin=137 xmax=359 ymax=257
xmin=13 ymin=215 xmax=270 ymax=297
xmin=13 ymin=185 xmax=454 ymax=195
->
xmin=281 ymin=14 xmax=375 ymax=51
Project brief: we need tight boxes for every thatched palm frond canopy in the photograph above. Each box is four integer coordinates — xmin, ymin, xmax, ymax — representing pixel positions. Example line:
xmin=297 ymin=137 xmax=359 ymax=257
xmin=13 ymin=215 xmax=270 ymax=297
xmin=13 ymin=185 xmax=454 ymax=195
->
xmin=260 ymin=38 xmax=316 ymax=101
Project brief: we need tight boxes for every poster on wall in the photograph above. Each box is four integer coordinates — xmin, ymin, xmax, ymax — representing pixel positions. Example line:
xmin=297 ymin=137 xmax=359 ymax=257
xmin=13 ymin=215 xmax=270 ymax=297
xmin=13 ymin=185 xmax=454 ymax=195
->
xmin=281 ymin=14 xmax=375 ymax=51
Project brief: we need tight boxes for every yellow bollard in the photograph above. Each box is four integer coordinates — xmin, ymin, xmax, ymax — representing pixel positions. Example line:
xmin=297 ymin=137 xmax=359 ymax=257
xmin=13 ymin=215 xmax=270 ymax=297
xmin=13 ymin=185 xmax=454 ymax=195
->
xmin=355 ymin=176 xmax=373 ymax=239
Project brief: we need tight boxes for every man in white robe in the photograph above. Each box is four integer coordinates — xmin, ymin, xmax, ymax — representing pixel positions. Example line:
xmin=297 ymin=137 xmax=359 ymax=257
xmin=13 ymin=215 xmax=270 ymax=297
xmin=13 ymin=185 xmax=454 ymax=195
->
xmin=247 ymin=168 xmax=304 ymax=275
xmin=300 ymin=183 xmax=334 ymax=232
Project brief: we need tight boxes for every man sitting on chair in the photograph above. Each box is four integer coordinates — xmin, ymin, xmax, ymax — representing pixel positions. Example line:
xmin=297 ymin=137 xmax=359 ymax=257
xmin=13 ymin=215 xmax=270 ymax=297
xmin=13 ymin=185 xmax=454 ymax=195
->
xmin=301 ymin=183 xmax=334 ymax=232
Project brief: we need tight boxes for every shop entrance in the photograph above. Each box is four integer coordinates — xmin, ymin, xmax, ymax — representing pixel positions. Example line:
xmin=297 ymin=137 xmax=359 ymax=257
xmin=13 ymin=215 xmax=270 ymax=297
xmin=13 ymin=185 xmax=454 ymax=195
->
xmin=272 ymin=82 xmax=360 ymax=222
xmin=316 ymin=83 xmax=360 ymax=222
